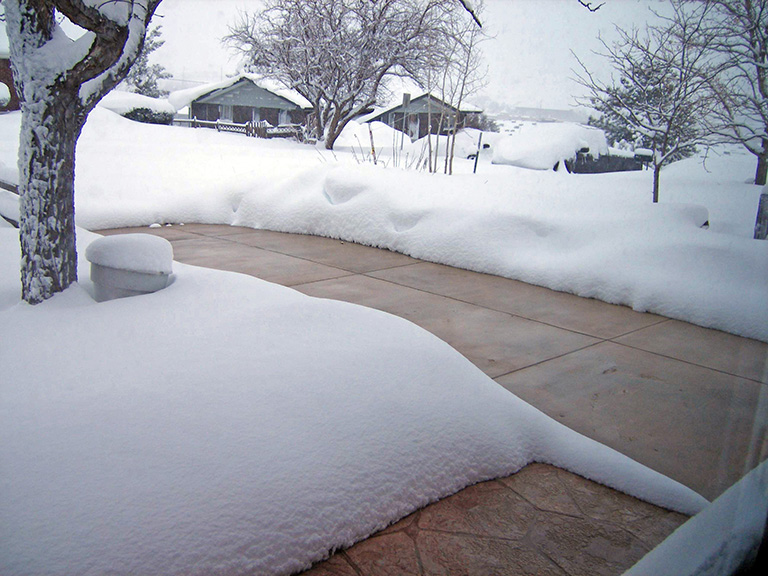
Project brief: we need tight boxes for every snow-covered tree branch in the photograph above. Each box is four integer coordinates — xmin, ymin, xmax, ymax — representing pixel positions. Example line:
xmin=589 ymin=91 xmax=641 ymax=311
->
xmin=573 ymin=0 xmax=721 ymax=203
xmin=4 ymin=0 xmax=162 ymax=303
xmin=225 ymin=0 xmax=477 ymax=150
xmin=703 ymin=0 xmax=768 ymax=185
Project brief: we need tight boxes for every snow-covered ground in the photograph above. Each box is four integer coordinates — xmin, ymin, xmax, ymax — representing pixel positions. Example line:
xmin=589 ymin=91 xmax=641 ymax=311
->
xmin=0 ymin=221 xmax=708 ymax=576
xmin=1 ymin=108 xmax=765 ymax=341
xmin=1 ymin=103 xmax=767 ymax=574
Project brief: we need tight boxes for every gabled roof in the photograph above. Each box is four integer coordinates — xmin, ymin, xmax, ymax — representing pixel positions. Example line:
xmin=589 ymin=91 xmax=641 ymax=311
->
xmin=168 ymin=74 xmax=312 ymax=111
xmin=359 ymin=93 xmax=482 ymax=123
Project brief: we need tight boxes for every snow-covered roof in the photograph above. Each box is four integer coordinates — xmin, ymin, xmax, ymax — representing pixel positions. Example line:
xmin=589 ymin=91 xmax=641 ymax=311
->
xmin=359 ymin=92 xmax=482 ymax=124
xmin=168 ymin=74 xmax=312 ymax=111
xmin=98 ymin=90 xmax=177 ymax=115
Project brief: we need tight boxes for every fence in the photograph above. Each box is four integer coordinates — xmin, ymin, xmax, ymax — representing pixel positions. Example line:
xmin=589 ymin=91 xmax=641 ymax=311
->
xmin=174 ymin=117 xmax=305 ymax=141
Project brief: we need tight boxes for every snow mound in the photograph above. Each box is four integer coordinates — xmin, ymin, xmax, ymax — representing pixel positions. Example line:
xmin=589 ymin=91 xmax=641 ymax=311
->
xmin=334 ymin=120 xmax=405 ymax=152
xmin=492 ymin=122 xmax=608 ymax=170
xmin=0 ymin=227 xmax=707 ymax=576
xmin=85 ymin=233 xmax=173 ymax=274
xmin=0 ymin=109 xmax=765 ymax=341
xmin=98 ymin=90 xmax=176 ymax=116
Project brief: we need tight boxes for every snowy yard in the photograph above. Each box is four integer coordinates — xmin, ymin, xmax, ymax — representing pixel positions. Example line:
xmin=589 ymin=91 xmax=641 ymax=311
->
xmin=0 ymin=107 xmax=766 ymax=575
xmin=1 ymin=107 xmax=766 ymax=341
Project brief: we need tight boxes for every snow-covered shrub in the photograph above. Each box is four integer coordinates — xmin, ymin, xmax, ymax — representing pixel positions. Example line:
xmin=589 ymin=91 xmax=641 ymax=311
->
xmin=122 ymin=107 xmax=175 ymax=125
xmin=98 ymin=91 xmax=177 ymax=125
xmin=492 ymin=122 xmax=608 ymax=170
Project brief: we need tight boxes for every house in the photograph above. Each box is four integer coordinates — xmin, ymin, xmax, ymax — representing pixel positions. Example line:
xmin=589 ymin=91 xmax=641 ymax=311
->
xmin=361 ymin=93 xmax=482 ymax=141
xmin=1 ymin=49 xmax=20 ymax=112
xmin=187 ymin=76 xmax=312 ymax=127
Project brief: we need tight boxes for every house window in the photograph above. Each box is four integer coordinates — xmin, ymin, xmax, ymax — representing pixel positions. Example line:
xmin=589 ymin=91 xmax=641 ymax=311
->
xmin=233 ymin=106 xmax=251 ymax=124
xmin=221 ymin=105 xmax=233 ymax=122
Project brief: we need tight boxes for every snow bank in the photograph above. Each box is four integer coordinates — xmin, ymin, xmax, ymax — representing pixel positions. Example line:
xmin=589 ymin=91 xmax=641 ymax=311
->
xmin=625 ymin=460 xmax=768 ymax=576
xmin=234 ymin=164 xmax=768 ymax=342
xmin=492 ymin=121 xmax=608 ymax=169
xmin=0 ymin=227 xmax=707 ymax=576
xmin=0 ymin=108 xmax=764 ymax=342
xmin=98 ymin=90 xmax=176 ymax=116
xmin=334 ymin=120 xmax=405 ymax=153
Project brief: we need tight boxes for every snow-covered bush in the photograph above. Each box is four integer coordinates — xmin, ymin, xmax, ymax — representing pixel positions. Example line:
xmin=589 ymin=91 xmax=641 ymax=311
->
xmin=492 ymin=122 xmax=608 ymax=170
xmin=99 ymin=91 xmax=177 ymax=125
xmin=122 ymin=107 xmax=175 ymax=125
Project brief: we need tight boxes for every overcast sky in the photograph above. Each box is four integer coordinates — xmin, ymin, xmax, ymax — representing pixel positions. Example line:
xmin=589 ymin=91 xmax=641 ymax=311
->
xmin=151 ymin=0 xmax=667 ymax=110
xmin=2 ymin=0 xmax=668 ymax=111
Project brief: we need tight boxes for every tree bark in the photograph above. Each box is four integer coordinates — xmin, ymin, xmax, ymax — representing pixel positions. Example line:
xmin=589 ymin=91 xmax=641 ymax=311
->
xmin=18 ymin=91 xmax=86 ymax=303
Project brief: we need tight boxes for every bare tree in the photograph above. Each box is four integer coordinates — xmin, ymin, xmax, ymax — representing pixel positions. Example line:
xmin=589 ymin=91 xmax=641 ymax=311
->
xmin=440 ymin=2 xmax=486 ymax=174
xmin=574 ymin=1 xmax=722 ymax=203
xmin=225 ymin=0 xmax=463 ymax=150
xmin=4 ymin=0 xmax=162 ymax=303
xmin=704 ymin=0 xmax=768 ymax=185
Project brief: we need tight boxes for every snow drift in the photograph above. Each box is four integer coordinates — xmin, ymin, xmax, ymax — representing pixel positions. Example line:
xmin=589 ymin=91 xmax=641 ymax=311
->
xmin=0 ymin=225 xmax=707 ymax=576
xmin=0 ymin=108 xmax=765 ymax=342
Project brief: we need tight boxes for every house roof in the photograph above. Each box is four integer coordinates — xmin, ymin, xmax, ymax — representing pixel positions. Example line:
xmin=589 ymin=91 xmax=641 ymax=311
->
xmin=168 ymin=75 xmax=312 ymax=112
xmin=359 ymin=93 xmax=482 ymax=123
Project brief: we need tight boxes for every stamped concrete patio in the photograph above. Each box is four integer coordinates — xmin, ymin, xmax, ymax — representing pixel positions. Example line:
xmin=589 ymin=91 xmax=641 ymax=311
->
xmin=99 ymin=223 xmax=768 ymax=575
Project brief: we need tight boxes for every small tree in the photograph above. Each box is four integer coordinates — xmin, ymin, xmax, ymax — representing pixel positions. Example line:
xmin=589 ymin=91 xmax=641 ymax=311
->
xmin=5 ymin=0 xmax=162 ymax=304
xmin=121 ymin=24 xmax=171 ymax=98
xmin=704 ymin=0 xmax=768 ymax=185
xmin=574 ymin=1 xmax=721 ymax=202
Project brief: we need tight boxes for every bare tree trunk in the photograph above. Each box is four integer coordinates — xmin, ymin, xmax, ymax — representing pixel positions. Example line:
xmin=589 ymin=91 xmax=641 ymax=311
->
xmin=756 ymin=140 xmax=768 ymax=186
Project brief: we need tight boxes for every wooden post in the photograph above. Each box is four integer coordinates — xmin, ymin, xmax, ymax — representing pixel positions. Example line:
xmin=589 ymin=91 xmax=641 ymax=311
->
xmin=368 ymin=123 xmax=377 ymax=165
xmin=755 ymin=192 xmax=768 ymax=240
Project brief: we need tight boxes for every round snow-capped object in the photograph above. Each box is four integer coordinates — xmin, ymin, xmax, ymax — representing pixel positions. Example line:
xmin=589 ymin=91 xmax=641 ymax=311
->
xmin=86 ymin=234 xmax=173 ymax=302
xmin=86 ymin=234 xmax=173 ymax=275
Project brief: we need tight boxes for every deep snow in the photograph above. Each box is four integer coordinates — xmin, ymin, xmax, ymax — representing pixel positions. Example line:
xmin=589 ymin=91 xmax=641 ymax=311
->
xmin=0 ymin=224 xmax=708 ymax=576
xmin=1 ymin=108 xmax=764 ymax=341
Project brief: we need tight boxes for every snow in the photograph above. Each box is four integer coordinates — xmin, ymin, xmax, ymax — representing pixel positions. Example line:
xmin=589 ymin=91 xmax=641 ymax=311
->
xmin=0 ymin=190 xmax=19 ymax=224
xmin=98 ymin=90 xmax=177 ymax=116
xmin=492 ymin=121 xmax=609 ymax=169
xmin=0 ymin=81 xmax=9 ymax=107
xmin=625 ymin=459 xmax=768 ymax=576
xmin=0 ymin=108 xmax=765 ymax=342
xmin=0 ymin=224 xmax=708 ymax=576
xmin=85 ymin=233 xmax=173 ymax=274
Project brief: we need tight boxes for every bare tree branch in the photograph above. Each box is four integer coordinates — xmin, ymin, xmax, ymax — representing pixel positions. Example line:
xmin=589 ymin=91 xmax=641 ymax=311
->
xmin=577 ymin=0 xmax=605 ymax=12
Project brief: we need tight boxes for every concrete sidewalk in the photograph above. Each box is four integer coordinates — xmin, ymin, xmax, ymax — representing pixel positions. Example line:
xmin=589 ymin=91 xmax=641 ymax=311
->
xmin=99 ymin=224 xmax=768 ymax=575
